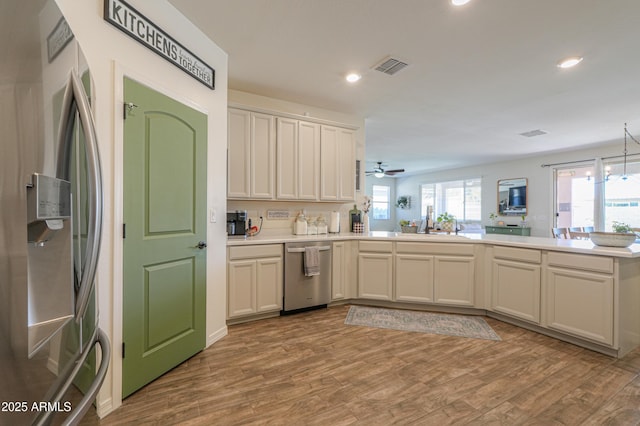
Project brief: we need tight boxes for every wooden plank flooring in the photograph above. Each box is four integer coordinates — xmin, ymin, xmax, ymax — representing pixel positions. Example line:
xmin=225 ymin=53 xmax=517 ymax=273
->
xmin=84 ymin=305 xmax=640 ymax=425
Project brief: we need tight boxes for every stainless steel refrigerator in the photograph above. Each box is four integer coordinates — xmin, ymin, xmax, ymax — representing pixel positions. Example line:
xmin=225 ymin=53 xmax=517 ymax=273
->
xmin=1 ymin=1 xmax=110 ymax=424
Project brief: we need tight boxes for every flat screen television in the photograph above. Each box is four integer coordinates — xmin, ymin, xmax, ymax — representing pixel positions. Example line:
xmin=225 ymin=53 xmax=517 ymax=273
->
xmin=508 ymin=186 xmax=526 ymax=208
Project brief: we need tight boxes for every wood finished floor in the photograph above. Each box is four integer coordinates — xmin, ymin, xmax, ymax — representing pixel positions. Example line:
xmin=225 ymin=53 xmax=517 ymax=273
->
xmin=85 ymin=305 xmax=640 ymax=425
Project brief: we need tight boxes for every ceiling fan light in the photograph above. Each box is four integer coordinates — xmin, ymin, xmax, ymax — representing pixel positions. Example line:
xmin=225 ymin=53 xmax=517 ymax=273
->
xmin=374 ymin=172 xmax=385 ymax=178
xmin=557 ymin=56 xmax=583 ymax=69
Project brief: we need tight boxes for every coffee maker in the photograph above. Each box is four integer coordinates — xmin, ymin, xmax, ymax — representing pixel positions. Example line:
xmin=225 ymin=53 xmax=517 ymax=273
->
xmin=227 ymin=210 xmax=248 ymax=238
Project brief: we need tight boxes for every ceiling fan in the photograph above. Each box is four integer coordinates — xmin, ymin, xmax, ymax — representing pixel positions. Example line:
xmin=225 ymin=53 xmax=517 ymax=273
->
xmin=365 ymin=161 xmax=405 ymax=178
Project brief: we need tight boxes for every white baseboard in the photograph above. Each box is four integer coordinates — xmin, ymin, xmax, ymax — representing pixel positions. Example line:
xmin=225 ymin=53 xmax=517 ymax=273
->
xmin=96 ymin=396 xmax=114 ymax=419
xmin=206 ymin=325 xmax=228 ymax=348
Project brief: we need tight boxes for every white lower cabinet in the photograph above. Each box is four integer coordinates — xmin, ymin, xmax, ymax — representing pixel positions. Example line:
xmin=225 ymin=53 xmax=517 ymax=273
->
xmin=227 ymin=259 xmax=256 ymax=317
xmin=394 ymin=243 xmax=475 ymax=307
xmin=546 ymin=266 xmax=614 ymax=346
xmin=545 ymin=252 xmax=614 ymax=345
xmin=491 ymin=246 xmax=542 ymax=324
xmin=255 ymin=257 xmax=283 ymax=312
xmin=227 ymin=245 xmax=283 ymax=319
xmin=434 ymin=256 xmax=475 ymax=306
xmin=358 ymin=241 xmax=393 ymax=300
xmin=225 ymin=239 xmax=639 ymax=357
xmin=332 ymin=241 xmax=355 ymax=300
xmin=395 ymin=254 xmax=434 ymax=303
xmin=492 ymin=259 xmax=541 ymax=323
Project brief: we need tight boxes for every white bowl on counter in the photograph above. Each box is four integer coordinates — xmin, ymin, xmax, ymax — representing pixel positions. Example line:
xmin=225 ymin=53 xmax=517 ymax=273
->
xmin=589 ymin=232 xmax=637 ymax=248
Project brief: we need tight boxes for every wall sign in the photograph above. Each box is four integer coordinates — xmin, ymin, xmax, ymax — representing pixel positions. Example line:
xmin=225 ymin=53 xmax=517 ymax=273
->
xmin=103 ymin=0 xmax=215 ymax=90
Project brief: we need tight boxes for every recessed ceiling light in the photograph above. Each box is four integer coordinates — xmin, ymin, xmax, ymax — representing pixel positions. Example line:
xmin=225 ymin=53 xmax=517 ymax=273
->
xmin=557 ymin=56 xmax=583 ymax=69
xmin=451 ymin=0 xmax=471 ymax=6
xmin=346 ymin=73 xmax=361 ymax=83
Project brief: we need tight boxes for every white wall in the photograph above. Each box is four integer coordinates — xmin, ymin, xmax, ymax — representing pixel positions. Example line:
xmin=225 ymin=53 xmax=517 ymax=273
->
xmin=394 ymin=141 xmax=628 ymax=237
xmin=364 ymin=176 xmax=397 ymax=231
xmin=55 ymin=0 xmax=228 ymax=417
xmin=227 ymin=90 xmax=367 ymax=234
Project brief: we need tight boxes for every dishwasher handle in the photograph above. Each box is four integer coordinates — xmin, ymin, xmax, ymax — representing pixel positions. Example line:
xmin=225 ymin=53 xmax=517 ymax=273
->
xmin=287 ymin=246 xmax=331 ymax=253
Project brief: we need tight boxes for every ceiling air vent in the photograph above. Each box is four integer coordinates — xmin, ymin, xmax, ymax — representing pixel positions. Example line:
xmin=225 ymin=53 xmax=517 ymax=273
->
xmin=372 ymin=56 xmax=409 ymax=75
xmin=519 ymin=129 xmax=548 ymax=138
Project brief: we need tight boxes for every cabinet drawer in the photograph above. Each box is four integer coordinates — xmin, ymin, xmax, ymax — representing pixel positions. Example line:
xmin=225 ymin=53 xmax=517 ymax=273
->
xmin=396 ymin=242 xmax=474 ymax=256
xmin=228 ymin=244 xmax=283 ymax=260
xmin=486 ymin=226 xmax=531 ymax=236
xmin=493 ymin=246 xmax=541 ymax=264
xmin=359 ymin=241 xmax=393 ymax=253
xmin=547 ymin=252 xmax=613 ymax=274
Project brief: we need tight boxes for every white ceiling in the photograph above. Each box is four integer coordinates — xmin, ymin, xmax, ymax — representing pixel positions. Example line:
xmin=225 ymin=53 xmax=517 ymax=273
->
xmin=170 ymin=0 xmax=640 ymax=176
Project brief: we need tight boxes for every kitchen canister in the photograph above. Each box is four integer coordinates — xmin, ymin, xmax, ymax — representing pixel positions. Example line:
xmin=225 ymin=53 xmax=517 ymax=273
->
xmin=294 ymin=212 xmax=308 ymax=235
xmin=317 ymin=216 xmax=328 ymax=234
xmin=329 ymin=211 xmax=340 ymax=233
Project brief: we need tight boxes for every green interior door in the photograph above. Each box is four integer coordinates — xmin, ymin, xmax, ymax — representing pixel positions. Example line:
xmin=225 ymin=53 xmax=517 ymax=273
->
xmin=122 ymin=77 xmax=207 ymax=398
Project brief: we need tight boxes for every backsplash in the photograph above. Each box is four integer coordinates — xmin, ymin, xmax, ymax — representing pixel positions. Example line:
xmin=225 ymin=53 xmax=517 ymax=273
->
xmin=227 ymin=199 xmax=364 ymax=235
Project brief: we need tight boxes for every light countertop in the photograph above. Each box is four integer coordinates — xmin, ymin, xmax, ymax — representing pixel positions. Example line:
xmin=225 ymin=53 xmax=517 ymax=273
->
xmin=227 ymin=230 xmax=640 ymax=258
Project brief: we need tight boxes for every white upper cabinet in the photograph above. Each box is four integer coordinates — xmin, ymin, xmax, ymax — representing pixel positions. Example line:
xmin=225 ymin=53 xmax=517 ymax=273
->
xmin=276 ymin=117 xmax=297 ymax=199
xmin=320 ymin=125 xmax=355 ymax=201
xmin=298 ymin=121 xmax=321 ymax=200
xmin=337 ymin=127 xmax=356 ymax=201
xmin=227 ymin=109 xmax=275 ymax=199
xmin=320 ymin=125 xmax=339 ymax=201
xmin=251 ymin=113 xmax=276 ymax=198
xmin=276 ymin=118 xmax=320 ymax=200
xmin=229 ymin=108 xmax=356 ymax=202
xmin=227 ymin=109 xmax=251 ymax=198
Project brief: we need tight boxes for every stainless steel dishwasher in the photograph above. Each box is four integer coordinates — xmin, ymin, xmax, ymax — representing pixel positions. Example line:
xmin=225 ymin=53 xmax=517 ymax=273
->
xmin=283 ymin=241 xmax=332 ymax=314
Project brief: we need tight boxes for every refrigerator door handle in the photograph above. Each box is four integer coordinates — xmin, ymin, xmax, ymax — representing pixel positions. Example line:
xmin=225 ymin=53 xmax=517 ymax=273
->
xmin=62 ymin=328 xmax=110 ymax=426
xmin=56 ymin=72 xmax=104 ymax=322
xmin=33 ymin=327 xmax=111 ymax=426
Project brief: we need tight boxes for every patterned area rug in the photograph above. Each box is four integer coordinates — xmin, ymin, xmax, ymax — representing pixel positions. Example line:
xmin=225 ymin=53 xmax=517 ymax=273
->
xmin=344 ymin=306 xmax=501 ymax=341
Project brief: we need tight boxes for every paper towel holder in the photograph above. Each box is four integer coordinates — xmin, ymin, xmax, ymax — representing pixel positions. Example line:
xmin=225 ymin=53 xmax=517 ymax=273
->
xmin=329 ymin=211 xmax=340 ymax=233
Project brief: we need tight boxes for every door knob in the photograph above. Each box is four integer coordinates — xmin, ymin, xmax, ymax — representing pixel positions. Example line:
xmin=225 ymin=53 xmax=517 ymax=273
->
xmin=195 ymin=241 xmax=207 ymax=249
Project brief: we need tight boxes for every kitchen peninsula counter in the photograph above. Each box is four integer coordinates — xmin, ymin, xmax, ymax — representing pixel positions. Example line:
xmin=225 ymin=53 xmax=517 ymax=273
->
xmin=226 ymin=230 xmax=640 ymax=357
xmin=227 ymin=230 xmax=640 ymax=258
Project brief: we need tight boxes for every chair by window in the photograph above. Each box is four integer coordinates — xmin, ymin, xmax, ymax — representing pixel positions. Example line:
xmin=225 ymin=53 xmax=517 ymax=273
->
xmin=552 ymin=227 xmax=568 ymax=239
xmin=568 ymin=226 xmax=589 ymax=239
xmin=569 ymin=231 xmax=590 ymax=239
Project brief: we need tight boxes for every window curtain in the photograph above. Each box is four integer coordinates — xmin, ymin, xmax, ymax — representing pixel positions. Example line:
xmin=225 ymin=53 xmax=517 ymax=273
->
xmin=593 ymin=158 xmax=605 ymax=231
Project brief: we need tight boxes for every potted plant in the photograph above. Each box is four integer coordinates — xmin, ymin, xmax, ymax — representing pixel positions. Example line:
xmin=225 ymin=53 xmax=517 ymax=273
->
xmin=399 ymin=219 xmax=417 ymax=233
xmin=489 ymin=212 xmax=497 ymax=226
xmin=612 ymin=221 xmax=633 ymax=233
xmin=520 ymin=214 xmax=527 ymax=227
xmin=436 ymin=212 xmax=455 ymax=232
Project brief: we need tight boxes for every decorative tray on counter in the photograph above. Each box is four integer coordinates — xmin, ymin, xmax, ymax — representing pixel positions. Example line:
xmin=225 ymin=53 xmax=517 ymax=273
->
xmin=400 ymin=225 xmax=418 ymax=233
xmin=590 ymin=232 xmax=637 ymax=248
